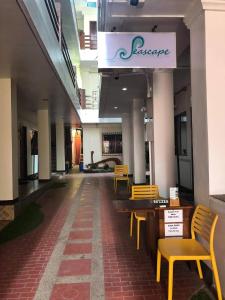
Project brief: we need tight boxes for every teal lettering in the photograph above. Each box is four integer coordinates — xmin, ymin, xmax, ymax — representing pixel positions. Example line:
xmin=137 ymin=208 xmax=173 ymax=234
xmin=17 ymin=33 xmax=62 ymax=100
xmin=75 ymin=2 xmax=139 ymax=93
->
xmin=157 ymin=50 xmax=165 ymax=56
xmin=112 ymin=35 xmax=172 ymax=61
xmin=151 ymin=50 xmax=158 ymax=56
xmin=165 ymin=49 xmax=170 ymax=55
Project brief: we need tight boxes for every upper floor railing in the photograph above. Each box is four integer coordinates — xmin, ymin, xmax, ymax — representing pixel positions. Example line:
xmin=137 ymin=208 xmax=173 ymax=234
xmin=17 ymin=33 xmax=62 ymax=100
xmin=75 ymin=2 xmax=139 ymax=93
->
xmin=44 ymin=0 xmax=79 ymax=95
xmin=79 ymin=31 xmax=97 ymax=50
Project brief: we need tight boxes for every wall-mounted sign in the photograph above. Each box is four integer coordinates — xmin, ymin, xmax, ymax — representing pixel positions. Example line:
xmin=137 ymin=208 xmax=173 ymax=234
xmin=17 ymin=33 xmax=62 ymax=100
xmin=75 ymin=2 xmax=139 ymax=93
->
xmin=165 ymin=223 xmax=183 ymax=237
xmin=98 ymin=32 xmax=176 ymax=68
xmin=164 ymin=210 xmax=183 ymax=223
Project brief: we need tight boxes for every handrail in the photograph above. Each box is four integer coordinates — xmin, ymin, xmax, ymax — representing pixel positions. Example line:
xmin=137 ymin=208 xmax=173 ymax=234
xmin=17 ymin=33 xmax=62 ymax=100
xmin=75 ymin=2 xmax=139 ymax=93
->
xmin=44 ymin=0 xmax=59 ymax=41
xmin=79 ymin=31 xmax=97 ymax=50
xmin=44 ymin=0 xmax=78 ymax=91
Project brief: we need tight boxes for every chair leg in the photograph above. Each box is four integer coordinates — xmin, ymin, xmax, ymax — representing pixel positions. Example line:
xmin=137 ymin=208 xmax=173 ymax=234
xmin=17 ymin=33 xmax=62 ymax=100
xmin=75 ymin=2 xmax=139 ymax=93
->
xmin=156 ymin=249 xmax=161 ymax=282
xmin=137 ymin=219 xmax=140 ymax=250
xmin=196 ymin=260 xmax=203 ymax=279
xmin=127 ymin=179 xmax=129 ymax=191
xmin=211 ymin=256 xmax=223 ymax=300
xmin=130 ymin=212 xmax=133 ymax=237
xmin=168 ymin=260 xmax=174 ymax=300
xmin=114 ymin=178 xmax=116 ymax=191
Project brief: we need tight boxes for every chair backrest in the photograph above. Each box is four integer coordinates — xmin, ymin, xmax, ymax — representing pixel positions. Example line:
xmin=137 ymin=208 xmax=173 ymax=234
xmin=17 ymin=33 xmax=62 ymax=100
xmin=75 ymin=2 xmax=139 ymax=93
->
xmin=130 ymin=185 xmax=159 ymax=200
xmin=114 ymin=164 xmax=128 ymax=176
xmin=191 ymin=204 xmax=218 ymax=253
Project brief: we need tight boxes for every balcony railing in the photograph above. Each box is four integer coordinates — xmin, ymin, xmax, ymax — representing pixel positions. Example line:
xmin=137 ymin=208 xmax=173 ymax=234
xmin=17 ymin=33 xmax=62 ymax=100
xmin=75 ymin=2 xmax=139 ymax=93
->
xmin=44 ymin=0 xmax=79 ymax=94
xmin=79 ymin=31 xmax=97 ymax=50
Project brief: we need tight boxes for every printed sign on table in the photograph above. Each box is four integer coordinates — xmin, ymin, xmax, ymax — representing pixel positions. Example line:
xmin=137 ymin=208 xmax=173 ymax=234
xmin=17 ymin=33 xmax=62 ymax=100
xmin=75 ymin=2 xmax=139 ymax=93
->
xmin=164 ymin=209 xmax=183 ymax=223
xmin=165 ymin=223 xmax=183 ymax=237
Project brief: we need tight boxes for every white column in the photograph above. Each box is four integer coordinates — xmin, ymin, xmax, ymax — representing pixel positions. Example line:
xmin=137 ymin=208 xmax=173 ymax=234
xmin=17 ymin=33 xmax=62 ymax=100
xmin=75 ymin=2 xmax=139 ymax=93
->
xmin=132 ymin=98 xmax=146 ymax=184
xmin=185 ymin=4 xmax=225 ymax=295
xmin=185 ymin=2 xmax=225 ymax=203
xmin=122 ymin=113 xmax=133 ymax=174
xmin=153 ymin=69 xmax=176 ymax=197
xmin=0 ymin=79 xmax=18 ymax=200
xmin=38 ymin=105 xmax=51 ymax=180
xmin=56 ymin=118 xmax=65 ymax=172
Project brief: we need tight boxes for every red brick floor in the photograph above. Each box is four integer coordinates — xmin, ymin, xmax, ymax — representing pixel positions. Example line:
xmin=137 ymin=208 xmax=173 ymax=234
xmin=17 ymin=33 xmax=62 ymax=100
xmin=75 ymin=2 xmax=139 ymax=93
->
xmin=0 ymin=177 xmax=82 ymax=300
xmin=72 ymin=220 xmax=93 ymax=228
xmin=46 ymin=177 xmax=95 ymax=300
xmin=57 ymin=259 xmax=92 ymax=276
xmin=63 ymin=243 xmax=92 ymax=255
xmin=0 ymin=175 xmax=204 ymax=300
xmin=50 ymin=282 xmax=90 ymax=300
xmin=68 ymin=230 xmax=93 ymax=240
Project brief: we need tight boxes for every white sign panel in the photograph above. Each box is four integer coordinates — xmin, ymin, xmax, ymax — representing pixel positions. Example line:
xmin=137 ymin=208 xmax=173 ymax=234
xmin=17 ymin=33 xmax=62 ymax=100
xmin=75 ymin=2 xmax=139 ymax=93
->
xmin=170 ymin=187 xmax=179 ymax=199
xmin=164 ymin=210 xmax=183 ymax=223
xmin=165 ymin=223 xmax=183 ymax=237
xmin=98 ymin=32 xmax=176 ymax=68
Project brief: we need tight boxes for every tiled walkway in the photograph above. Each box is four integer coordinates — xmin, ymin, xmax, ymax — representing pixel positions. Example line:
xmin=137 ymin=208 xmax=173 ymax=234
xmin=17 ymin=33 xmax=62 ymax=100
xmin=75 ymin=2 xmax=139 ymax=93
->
xmin=0 ymin=174 xmax=204 ymax=300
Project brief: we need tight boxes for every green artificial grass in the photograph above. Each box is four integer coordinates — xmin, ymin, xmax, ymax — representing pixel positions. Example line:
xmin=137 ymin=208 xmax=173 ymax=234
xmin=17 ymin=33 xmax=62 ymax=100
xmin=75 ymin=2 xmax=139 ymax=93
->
xmin=0 ymin=202 xmax=44 ymax=244
xmin=191 ymin=288 xmax=214 ymax=300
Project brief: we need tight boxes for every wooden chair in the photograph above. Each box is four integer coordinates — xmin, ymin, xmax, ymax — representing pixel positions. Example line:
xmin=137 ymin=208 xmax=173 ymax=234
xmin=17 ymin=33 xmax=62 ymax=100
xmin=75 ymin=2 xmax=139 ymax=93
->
xmin=156 ymin=204 xmax=222 ymax=300
xmin=113 ymin=164 xmax=129 ymax=192
xmin=129 ymin=185 xmax=159 ymax=249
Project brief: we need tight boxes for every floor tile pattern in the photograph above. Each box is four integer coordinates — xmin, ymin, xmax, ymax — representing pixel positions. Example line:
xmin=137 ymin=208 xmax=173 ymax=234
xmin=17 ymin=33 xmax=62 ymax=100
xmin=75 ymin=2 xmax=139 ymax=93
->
xmin=0 ymin=174 xmax=204 ymax=300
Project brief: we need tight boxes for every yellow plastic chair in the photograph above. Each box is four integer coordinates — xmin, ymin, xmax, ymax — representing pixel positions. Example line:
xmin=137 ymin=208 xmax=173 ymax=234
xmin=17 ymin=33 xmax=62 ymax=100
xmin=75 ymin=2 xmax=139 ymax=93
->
xmin=129 ymin=185 xmax=159 ymax=250
xmin=156 ymin=204 xmax=222 ymax=300
xmin=114 ymin=164 xmax=129 ymax=192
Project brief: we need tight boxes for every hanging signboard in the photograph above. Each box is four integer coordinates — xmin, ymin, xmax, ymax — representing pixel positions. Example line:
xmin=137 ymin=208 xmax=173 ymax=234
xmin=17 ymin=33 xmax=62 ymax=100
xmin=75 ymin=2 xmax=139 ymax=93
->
xmin=98 ymin=32 xmax=176 ymax=69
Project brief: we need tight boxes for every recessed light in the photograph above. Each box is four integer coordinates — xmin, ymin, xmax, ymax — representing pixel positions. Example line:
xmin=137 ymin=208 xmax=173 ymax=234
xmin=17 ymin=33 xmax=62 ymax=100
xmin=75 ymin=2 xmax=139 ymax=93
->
xmin=114 ymin=106 xmax=118 ymax=109
xmin=122 ymin=87 xmax=127 ymax=91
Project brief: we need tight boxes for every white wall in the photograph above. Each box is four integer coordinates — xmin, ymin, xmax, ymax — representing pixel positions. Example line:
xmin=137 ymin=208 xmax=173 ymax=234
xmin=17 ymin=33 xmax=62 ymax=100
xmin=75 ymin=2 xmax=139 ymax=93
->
xmin=83 ymin=7 xmax=97 ymax=35
xmin=83 ymin=124 xmax=122 ymax=169
xmin=80 ymin=66 xmax=100 ymax=108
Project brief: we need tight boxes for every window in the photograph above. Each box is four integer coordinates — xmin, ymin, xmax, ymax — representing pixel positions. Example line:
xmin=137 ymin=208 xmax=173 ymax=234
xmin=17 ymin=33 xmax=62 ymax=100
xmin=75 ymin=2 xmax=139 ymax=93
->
xmin=87 ymin=2 xmax=96 ymax=8
xmin=102 ymin=133 xmax=122 ymax=155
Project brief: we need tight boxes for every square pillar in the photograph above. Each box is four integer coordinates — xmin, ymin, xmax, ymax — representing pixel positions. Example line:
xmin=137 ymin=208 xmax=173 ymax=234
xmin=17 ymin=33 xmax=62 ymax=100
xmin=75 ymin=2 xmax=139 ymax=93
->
xmin=38 ymin=105 xmax=51 ymax=180
xmin=56 ymin=118 xmax=65 ymax=172
xmin=0 ymin=79 xmax=18 ymax=202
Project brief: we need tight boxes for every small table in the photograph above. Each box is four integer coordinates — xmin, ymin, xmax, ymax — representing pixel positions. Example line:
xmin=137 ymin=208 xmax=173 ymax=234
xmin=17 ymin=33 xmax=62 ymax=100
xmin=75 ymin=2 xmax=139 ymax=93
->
xmin=113 ymin=199 xmax=170 ymax=212
xmin=113 ymin=199 xmax=194 ymax=260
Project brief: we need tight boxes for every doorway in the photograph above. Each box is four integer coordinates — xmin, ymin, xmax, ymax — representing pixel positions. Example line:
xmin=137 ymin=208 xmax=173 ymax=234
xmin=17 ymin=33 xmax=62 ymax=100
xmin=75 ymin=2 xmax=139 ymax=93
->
xmin=175 ymin=111 xmax=194 ymax=196
xmin=89 ymin=21 xmax=97 ymax=49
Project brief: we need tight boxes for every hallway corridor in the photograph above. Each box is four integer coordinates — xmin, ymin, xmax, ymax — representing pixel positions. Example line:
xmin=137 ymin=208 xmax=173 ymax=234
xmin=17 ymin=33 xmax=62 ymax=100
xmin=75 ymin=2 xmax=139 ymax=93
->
xmin=0 ymin=174 xmax=204 ymax=300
